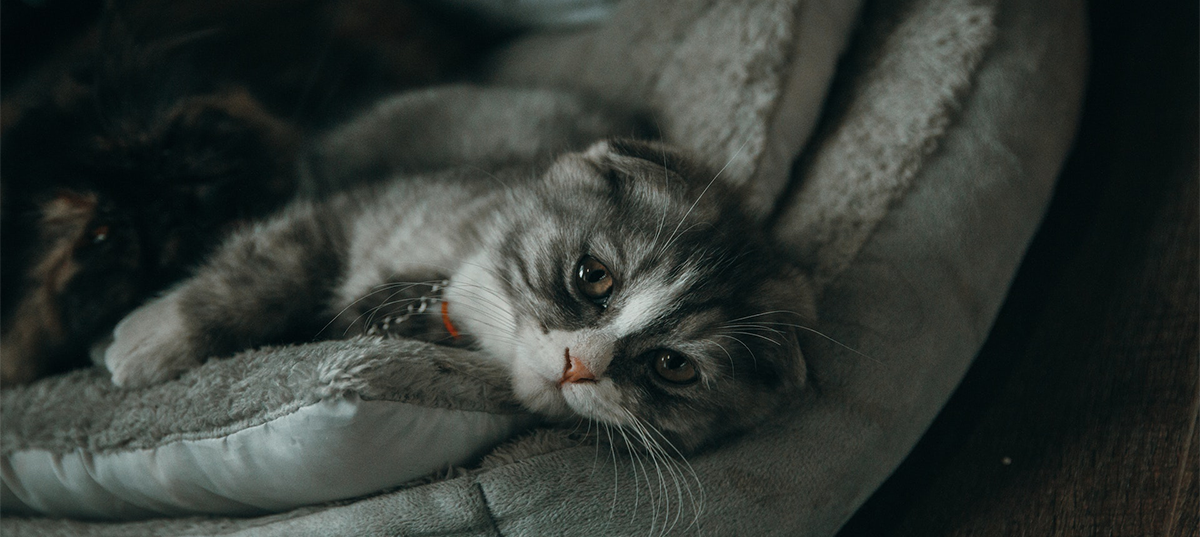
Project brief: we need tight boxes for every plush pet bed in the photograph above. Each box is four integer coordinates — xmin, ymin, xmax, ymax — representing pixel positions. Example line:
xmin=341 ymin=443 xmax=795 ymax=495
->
xmin=0 ymin=0 xmax=1086 ymax=534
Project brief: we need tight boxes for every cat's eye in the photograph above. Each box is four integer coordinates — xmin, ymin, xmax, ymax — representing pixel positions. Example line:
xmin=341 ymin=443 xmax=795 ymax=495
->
xmin=650 ymin=350 xmax=698 ymax=385
xmin=76 ymin=225 xmax=111 ymax=250
xmin=575 ymin=255 xmax=614 ymax=306
xmin=90 ymin=225 xmax=110 ymax=244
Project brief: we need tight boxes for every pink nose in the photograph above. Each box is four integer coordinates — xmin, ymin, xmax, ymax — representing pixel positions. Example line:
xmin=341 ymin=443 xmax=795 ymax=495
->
xmin=560 ymin=350 xmax=596 ymax=385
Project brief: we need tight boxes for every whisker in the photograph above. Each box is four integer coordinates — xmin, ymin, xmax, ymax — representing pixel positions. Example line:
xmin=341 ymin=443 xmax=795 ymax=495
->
xmin=618 ymin=425 xmax=647 ymax=526
xmin=719 ymin=323 xmax=787 ymax=336
xmin=348 ymin=296 xmax=424 ymax=337
xmin=719 ymin=308 xmax=882 ymax=364
xmin=722 ymin=330 xmax=782 ymax=346
xmin=402 ymin=259 xmax=520 ymax=292
xmin=629 ymin=413 xmax=705 ymax=532
xmin=730 ymin=320 xmax=881 ymax=364
xmin=648 ymin=139 xmax=672 ymax=257
xmin=714 ymin=334 xmax=759 ymax=370
xmin=723 ymin=309 xmax=816 ymax=324
xmin=359 ymin=288 xmax=432 ymax=333
xmin=316 ymin=280 xmax=440 ymax=338
xmin=659 ymin=138 xmax=750 ymax=257
xmin=709 ymin=340 xmax=736 ymax=378
xmin=622 ymin=417 xmax=670 ymax=534
xmin=462 ymin=164 xmax=515 ymax=191
xmin=606 ymin=423 xmax=620 ymax=519
xmin=620 ymin=410 xmax=704 ymax=534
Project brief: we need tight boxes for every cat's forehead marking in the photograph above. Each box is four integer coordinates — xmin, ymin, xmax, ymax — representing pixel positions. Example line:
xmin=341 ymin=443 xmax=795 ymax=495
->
xmin=608 ymin=274 xmax=694 ymax=338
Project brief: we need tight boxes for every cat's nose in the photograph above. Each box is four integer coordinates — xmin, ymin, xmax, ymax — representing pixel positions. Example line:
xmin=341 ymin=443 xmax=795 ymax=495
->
xmin=560 ymin=350 xmax=596 ymax=385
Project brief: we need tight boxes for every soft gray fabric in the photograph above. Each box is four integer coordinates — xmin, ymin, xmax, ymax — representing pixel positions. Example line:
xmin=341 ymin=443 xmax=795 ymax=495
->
xmin=438 ymin=0 xmax=619 ymax=30
xmin=2 ymin=338 xmax=523 ymax=455
xmin=301 ymin=85 xmax=649 ymax=196
xmin=486 ymin=0 xmax=863 ymax=214
xmin=1 ymin=339 xmax=535 ymax=519
xmin=0 ymin=0 xmax=1088 ymax=533
xmin=777 ymin=0 xmax=997 ymax=287
xmin=3 ymin=397 xmax=532 ymax=519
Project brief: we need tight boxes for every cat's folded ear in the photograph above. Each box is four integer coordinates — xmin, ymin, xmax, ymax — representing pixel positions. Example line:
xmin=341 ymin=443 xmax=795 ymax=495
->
xmin=584 ymin=138 xmax=698 ymax=176
xmin=546 ymin=137 xmax=714 ymax=196
xmin=581 ymin=138 xmax=711 ymax=186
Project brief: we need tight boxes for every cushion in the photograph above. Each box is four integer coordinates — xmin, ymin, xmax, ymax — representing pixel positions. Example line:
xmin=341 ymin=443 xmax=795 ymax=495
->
xmin=0 ymin=0 xmax=1088 ymax=534
xmin=1 ymin=338 xmax=535 ymax=519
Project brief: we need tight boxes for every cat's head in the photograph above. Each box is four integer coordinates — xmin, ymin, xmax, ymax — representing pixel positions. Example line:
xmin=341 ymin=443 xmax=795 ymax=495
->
xmin=451 ymin=139 xmax=815 ymax=454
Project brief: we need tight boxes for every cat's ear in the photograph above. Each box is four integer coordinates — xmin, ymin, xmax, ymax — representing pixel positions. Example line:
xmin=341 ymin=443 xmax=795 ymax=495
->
xmin=753 ymin=267 xmax=817 ymax=389
xmin=167 ymin=89 xmax=298 ymax=153
xmin=159 ymin=89 xmax=300 ymax=205
xmin=543 ymin=138 xmax=708 ymax=198
xmin=580 ymin=138 xmax=707 ymax=187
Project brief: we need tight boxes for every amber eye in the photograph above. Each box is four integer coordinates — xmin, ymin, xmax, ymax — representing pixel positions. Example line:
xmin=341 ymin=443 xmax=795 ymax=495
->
xmin=651 ymin=350 xmax=698 ymax=385
xmin=575 ymin=255 xmax=614 ymax=306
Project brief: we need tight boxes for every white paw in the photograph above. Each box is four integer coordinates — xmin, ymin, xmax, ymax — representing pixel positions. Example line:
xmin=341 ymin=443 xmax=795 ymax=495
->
xmin=104 ymin=292 xmax=202 ymax=388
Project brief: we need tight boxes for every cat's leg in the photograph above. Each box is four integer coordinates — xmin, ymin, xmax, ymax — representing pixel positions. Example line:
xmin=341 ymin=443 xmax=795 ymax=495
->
xmin=104 ymin=202 xmax=346 ymax=387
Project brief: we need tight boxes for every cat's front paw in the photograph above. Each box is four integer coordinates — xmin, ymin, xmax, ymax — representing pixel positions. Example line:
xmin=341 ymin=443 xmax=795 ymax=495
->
xmin=103 ymin=293 xmax=203 ymax=388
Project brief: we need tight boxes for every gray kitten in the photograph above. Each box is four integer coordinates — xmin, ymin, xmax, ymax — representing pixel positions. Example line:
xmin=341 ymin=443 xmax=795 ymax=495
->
xmin=103 ymin=131 xmax=815 ymax=454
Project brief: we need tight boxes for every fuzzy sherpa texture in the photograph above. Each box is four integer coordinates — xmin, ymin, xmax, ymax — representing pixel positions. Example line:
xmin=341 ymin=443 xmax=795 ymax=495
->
xmin=1 ymin=337 xmax=522 ymax=456
xmin=775 ymin=0 xmax=998 ymax=288
xmin=487 ymin=0 xmax=863 ymax=215
xmin=301 ymin=85 xmax=651 ymax=195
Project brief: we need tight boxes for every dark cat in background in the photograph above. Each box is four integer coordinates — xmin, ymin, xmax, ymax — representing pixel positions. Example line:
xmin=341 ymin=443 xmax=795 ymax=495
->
xmin=0 ymin=0 xmax=490 ymax=383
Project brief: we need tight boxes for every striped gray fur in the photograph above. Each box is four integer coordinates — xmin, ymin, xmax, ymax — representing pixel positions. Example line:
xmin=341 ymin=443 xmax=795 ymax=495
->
xmin=103 ymin=136 xmax=815 ymax=454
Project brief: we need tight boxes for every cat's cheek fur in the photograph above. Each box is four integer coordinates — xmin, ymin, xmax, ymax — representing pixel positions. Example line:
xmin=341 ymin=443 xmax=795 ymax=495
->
xmin=103 ymin=292 xmax=202 ymax=387
xmin=503 ymin=325 xmax=567 ymax=416
xmin=445 ymin=262 xmax=577 ymax=419
xmin=444 ymin=258 xmax=519 ymax=361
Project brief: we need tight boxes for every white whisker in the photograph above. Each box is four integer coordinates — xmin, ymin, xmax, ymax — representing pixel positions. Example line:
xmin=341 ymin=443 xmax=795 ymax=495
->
xmin=723 ymin=330 xmax=782 ymax=346
xmin=714 ymin=334 xmax=759 ymax=370
xmin=316 ymin=280 xmax=440 ymax=338
xmin=659 ymin=138 xmax=750 ymax=257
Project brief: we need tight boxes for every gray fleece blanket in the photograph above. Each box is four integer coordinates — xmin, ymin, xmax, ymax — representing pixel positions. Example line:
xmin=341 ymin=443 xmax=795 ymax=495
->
xmin=1 ymin=0 xmax=1089 ymax=533
xmin=2 ymin=338 xmax=523 ymax=456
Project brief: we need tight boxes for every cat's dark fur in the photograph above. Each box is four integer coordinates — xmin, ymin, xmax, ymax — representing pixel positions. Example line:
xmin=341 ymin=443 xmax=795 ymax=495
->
xmin=0 ymin=0 xmax=487 ymax=384
xmin=102 ymin=134 xmax=815 ymax=454
xmin=0 ymin=46 xmax=301 ymax=383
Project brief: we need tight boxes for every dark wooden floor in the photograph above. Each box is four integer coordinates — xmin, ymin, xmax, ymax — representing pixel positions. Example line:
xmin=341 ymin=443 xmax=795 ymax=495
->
xmin=838 ymin=0 xmax=1199 ymax=535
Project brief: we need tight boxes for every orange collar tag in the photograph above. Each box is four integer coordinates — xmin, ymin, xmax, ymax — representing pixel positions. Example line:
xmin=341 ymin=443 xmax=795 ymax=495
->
xmin=441 ymin=301 xmax=461 ymax=339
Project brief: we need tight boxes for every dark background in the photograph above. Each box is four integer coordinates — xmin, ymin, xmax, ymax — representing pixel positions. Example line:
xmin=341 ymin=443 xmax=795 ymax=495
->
xmin=840 ymin=0 xmax=1198 ymax=534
